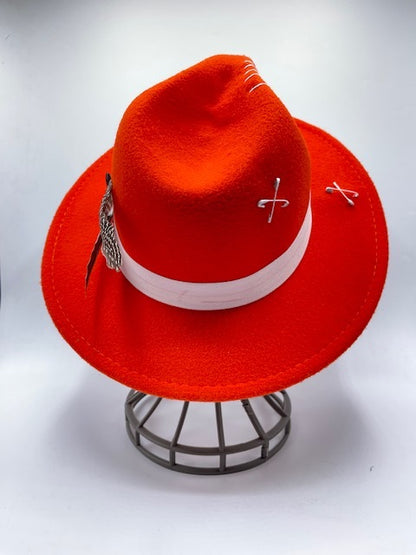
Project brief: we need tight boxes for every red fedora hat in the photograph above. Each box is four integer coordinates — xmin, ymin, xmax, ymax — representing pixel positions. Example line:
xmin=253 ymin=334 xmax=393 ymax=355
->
xmin=41 ymin=54 xmax=388 ymax=402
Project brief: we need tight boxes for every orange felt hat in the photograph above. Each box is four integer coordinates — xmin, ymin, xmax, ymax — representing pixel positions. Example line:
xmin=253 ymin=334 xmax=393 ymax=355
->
xmin=41 ymin=54 xmax=388 ymax=402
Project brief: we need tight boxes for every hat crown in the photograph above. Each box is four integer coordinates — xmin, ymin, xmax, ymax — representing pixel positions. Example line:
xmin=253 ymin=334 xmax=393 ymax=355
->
xmin=112 ymin=55 xmax=310 ymax=282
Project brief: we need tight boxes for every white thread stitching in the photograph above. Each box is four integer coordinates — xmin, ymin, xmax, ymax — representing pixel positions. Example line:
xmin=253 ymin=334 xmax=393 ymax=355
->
xmin=244 ymin=68 xmax=258 ymax=75
xmin=257 ymin=177 xmax=290 ymax=223
xmin=325 ymin=182 xmax=359 ymax=206
xmin=244 ymin=73 xmax=261 ymax=82
xmin=248 ymin=82 xmax=267 ymax=94
xmin=242 ymin=59 xmax=267 ymax=94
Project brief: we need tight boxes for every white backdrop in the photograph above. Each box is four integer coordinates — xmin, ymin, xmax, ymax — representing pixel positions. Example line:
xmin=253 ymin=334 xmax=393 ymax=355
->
xmin=1 ymin=1 xmax=415 ymax=553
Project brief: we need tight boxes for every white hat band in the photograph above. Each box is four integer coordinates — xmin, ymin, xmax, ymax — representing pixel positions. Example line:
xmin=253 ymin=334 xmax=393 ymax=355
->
xmin=116 ymin=202 xmax=312 ymax=311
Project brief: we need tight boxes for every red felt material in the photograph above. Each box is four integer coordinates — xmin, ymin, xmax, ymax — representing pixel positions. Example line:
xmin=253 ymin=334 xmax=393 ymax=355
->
xmin=112 ymin=55 xmax=310 ymax=282
xmin=41 ymin=55 xmax=388 ymax=402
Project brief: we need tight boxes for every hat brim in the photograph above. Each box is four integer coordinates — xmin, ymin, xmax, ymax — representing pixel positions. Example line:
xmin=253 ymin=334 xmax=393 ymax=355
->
xmin=41 ymin=120 xmax=388 ymax=402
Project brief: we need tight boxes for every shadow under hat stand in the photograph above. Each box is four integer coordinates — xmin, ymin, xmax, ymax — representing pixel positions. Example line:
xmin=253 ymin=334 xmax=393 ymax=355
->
xmin=125 ymin=389 xmax=291 ymax=475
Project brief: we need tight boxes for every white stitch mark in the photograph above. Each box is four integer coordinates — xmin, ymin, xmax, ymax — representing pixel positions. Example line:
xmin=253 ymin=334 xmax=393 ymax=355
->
xmin=257 ymin=178 xmax=290 ymax=223
xmin=248 ymin=82 xmax=267 ymax=94
xmin=244 ymin=73 xmax=260 ymax=82
xmin=244 ymin=69 xmax=260 ymax=77
xmin=325 ymin=181 xmax=359 ymax=206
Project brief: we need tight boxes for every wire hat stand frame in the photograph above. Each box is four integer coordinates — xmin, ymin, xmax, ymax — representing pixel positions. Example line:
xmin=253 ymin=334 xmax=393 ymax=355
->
xmin=125 ymin=390 xmax=291 ymax=475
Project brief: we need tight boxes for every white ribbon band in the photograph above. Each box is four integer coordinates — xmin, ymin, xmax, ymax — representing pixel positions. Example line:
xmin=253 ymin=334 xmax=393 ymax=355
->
xmin=116 ymin=202 xmax=312 ymax=310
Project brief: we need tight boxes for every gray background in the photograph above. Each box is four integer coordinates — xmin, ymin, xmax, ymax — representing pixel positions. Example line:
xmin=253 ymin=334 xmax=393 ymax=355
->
xmin=1 ymin=1 xmax=415 ymax=553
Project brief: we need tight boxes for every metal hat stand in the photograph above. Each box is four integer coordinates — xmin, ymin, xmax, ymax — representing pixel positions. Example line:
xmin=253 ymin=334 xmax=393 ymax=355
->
xmin=125 ymin=389 xmax=291 ymax=475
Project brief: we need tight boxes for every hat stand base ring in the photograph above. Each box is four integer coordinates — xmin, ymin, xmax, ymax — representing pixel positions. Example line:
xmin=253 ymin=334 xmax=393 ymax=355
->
xmin=125 ymin=390 xmax=291 ymax=475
